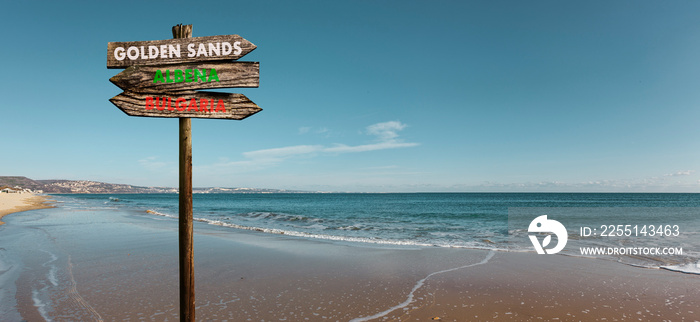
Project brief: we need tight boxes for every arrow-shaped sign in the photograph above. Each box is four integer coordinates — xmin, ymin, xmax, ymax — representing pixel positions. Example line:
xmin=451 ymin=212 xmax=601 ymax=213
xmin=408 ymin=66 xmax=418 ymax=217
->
xmin=110 ymin=62 xmax=259 ymax=93
xmin=107 ymin=34 xmax=256 ymax=69
xmin=110 ymin=91 xmax=261 ymax=120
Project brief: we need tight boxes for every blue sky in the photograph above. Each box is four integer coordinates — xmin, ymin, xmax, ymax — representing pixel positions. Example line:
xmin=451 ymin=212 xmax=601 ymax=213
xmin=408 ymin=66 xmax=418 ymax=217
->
xmin=3 ymin=0 xmax=700 ymax=192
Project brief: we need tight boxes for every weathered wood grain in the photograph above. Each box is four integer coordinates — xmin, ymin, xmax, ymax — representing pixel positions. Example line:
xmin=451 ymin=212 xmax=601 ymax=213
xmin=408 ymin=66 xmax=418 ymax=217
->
xmin=107 ymin=34 xmax=256 ymax=68
xmin=110 ymin=90 xmax=261 ymax=120
xmin=172 ymin=24 xmax=192 ymax=39
xmin=109 ymin=62 xmax=259 ymax=92
xmin=173 ymin=23 xmax=196 ymax=322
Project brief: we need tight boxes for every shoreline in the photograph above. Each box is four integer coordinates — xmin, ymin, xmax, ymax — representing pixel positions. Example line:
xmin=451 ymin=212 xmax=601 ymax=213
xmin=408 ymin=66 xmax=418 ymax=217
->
xmin=0 ymin=202 xmax=698 ymax=320
xmin=0 ymin=192 xmax=54 ymax=226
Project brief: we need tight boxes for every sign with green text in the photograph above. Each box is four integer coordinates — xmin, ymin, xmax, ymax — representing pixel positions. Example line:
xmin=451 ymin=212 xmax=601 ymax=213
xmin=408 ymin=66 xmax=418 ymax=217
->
xmin=110 ymin=62 xmax=259 ymax=93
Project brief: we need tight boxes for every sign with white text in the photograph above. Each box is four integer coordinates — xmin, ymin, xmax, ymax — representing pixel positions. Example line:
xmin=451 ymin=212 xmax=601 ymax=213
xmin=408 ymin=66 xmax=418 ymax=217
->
xmin=107 ymin=34 xmax=256 ymax=69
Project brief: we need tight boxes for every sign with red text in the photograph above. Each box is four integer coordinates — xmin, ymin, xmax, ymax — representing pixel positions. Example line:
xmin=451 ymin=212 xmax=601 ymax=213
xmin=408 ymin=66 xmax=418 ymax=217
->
xmin=107 ymin=34 xmax=256 ymax=69
xmin=110 ymin=91 xmax=261 ymax=120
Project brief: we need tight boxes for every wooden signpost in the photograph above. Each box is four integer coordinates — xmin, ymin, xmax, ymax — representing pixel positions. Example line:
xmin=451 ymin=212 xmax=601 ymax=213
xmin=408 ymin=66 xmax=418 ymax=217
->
xmin=107 ymin=24 xmax=261 ymax=321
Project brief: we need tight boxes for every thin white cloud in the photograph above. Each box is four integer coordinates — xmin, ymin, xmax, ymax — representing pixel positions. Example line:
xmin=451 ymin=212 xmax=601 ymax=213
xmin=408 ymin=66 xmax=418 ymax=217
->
xmin=243 ymin=145 xmax=323 ymax=160
xmin=665 ymin=170 xmax=695 ymax=177
xmin=363 ymin=165 xmax=399 ymax=170
xmin=298 ymin=126 xmax=331 ymax=137
xmin=366 ymin=121 xmax=406 ymax=141
xmin=322 ymin=121 xmax=417 ymax=153
xmin=202 ymin=121 xmax=419 ymax=175
xmin=324 ymin=141 xmax=419 ymax=153
xmin=466 ymin=171 xmax=700 ymax=192
xmin=244 ymin=121 xmax=417 ymax=161
xmin=139 ymin=156 xmax=169 ymax=171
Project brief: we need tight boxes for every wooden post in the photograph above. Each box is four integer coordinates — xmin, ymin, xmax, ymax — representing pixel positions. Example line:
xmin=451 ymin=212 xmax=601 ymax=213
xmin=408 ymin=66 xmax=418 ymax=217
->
xmin=173 ymin=24 xmax=195 ymax=322
xmin=107 ymin=24 xmax=262 ymax=321
xmin=108 ymin=24 xmax=262 ymax=321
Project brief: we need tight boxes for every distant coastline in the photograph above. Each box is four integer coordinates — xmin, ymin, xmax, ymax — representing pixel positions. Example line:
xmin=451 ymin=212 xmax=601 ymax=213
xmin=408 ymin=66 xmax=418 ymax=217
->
xmin=5 ymin=176 xmax=700 ymax=195
xmin=0 ymin=176 xmax=312 ymax=194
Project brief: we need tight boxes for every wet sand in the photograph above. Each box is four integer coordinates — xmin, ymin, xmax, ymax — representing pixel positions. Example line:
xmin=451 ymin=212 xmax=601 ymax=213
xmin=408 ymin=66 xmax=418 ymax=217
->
xmin=383 ymin=252 xmax=700 ymax=321
xmin=0 ymin=192 xmax=54 ymax=225
xmin=0 ymin=204 xmax=698 ymax=321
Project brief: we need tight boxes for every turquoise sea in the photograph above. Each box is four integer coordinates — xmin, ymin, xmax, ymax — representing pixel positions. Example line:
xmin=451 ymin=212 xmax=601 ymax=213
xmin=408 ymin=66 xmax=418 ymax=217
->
xmin=54 ymin=193 xmax=700 ymax=274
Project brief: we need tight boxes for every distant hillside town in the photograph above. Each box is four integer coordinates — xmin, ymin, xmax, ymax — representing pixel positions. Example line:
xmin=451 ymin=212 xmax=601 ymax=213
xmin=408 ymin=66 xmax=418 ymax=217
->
xmin=0 ymin=176 xmax=308 ymax=194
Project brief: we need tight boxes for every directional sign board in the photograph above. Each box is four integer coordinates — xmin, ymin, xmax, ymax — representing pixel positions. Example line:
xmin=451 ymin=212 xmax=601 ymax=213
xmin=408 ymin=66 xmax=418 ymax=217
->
xmin=107 ymin=34 xmax=256 ymax=69
xmin=107 ymin=32 xmax=260 ymax=119
xmin=110 ymin=62 xmax=259 ymax=93
xmin=110 ymin=91 xmax=261 ymax=120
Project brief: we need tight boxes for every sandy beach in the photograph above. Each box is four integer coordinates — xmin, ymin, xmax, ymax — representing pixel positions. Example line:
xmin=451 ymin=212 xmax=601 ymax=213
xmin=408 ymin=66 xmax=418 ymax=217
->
xmin=0 ymin=199 xmax=698 ymax=321
xmin=0 ymin=192 xmax=53 ymax=225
